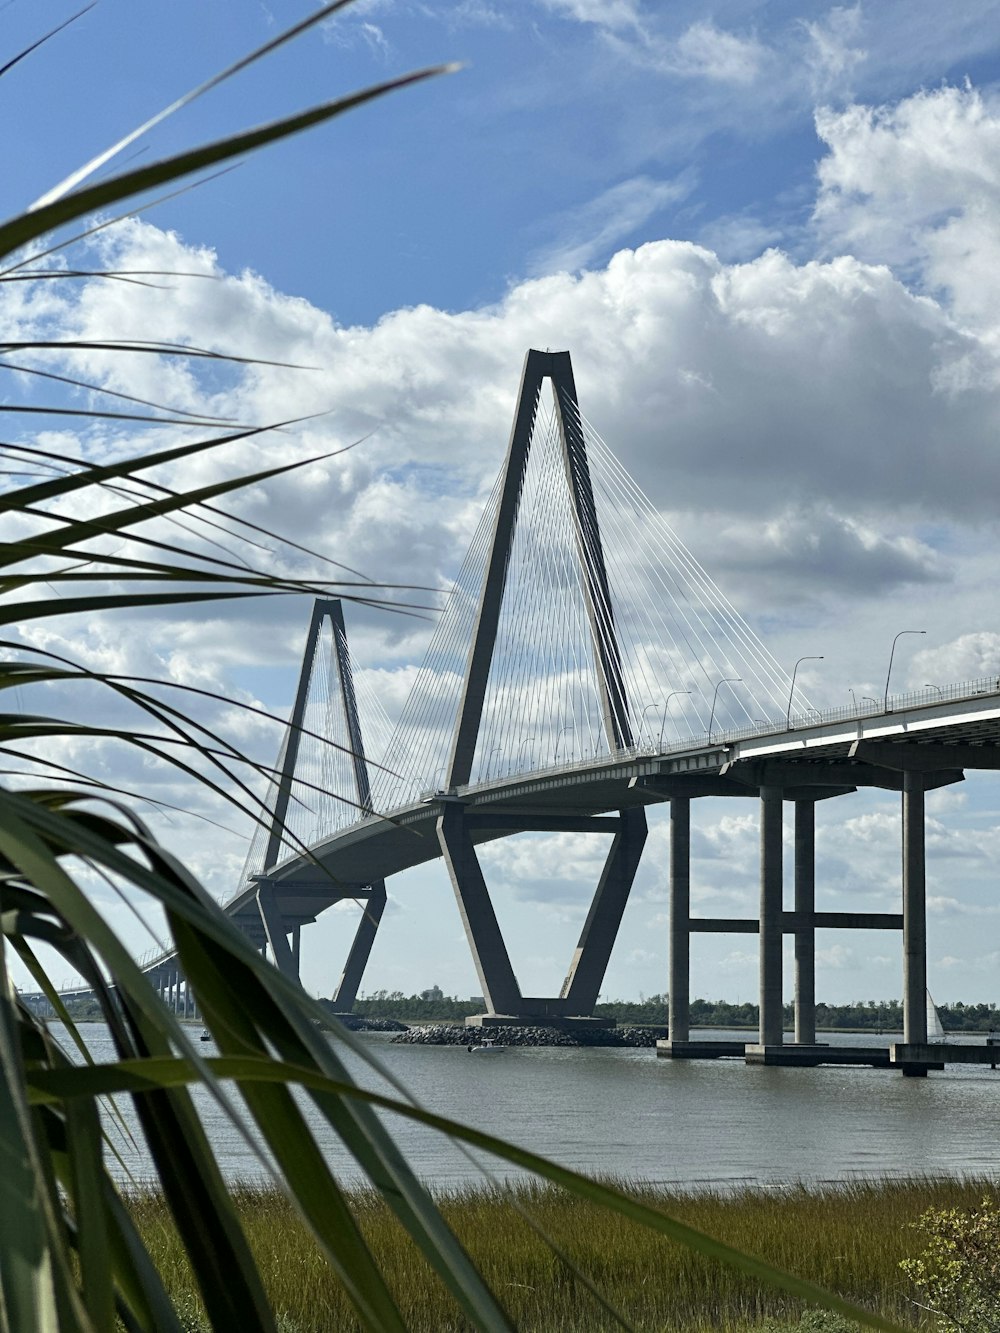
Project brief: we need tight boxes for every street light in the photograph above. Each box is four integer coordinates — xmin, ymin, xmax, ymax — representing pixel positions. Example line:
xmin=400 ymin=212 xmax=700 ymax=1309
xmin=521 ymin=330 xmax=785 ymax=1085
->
xmin=516 ymin=736 xmax=537 ymax=770
xmin=659 ymin=690 xmax=692 ymax=747
xmin=640 ymin=702 xmax=661 ymax=748
xmin=884 ymin=630 xmax=926 ymax=711
xmin=924 ymin=683 xmax=943 ymax=697
xmin=708 ymin=678 xmax=741 ymax=741
xmin=786 ymin=655 xmax=824 ymax=730
xmin=554 ymin=724 xmax=574 ymax=761
xmin=849 ymin=688 xmax=858 ymax=711
xmin=484 ymin=746 xmax=502 ymax=780
xmin=863 ymin=696 xmax=878 ymax=709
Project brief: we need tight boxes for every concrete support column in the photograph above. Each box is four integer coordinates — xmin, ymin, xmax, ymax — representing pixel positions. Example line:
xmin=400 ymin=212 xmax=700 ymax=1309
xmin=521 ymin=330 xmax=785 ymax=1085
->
xmin=291 ymin=924 xmax=301 ymax=973
xmin=793 ymin=799 xmax=816 ymax=1045
xmin=256 ymin=883 xmax=300 ymax=982
xmin=759 ymin=785 xmax=784 ymax=1047
xmin=561 ymin=808 xmax=647 ymax=1012
xmin=902 ymin=771 xmax=928 ymax=1045
xmin=437 ymin=804 xmax=522 ymax=1015
xmin=183 ymin=979 xmax=190 ymax=1019
xmin=334 ymin=883 xmax=387 ymax=1013
xmin=668 ymin=797 xmax=691 ymax=1043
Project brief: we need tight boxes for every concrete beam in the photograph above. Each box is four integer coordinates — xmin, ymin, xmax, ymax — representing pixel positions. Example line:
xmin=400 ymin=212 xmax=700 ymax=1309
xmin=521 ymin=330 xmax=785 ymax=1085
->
xmin=721 ymin=758 xmax=904 ymax=790
xmin=850 ymin=740 xmax=1000 ymax=771
xmin=463 ymin=813 xmax=623 ymax=833
xmin=632 ymin=775 xmax=752 ymax=798
xmin=689 ymin=912 xmax=903 ymax=934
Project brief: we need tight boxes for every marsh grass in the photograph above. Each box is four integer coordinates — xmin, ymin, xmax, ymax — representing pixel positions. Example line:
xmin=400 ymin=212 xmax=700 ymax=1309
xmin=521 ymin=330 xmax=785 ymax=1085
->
xmin=128 ymin=1176 xmax=997 ymax=1331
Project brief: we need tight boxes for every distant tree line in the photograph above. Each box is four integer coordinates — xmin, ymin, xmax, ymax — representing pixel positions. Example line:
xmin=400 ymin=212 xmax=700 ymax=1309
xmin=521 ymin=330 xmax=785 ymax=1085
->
xmin=347 ymin=990 xmax=1000 ymax=1033
xmin=47 ymin=988 xmax=1000 ymax=1033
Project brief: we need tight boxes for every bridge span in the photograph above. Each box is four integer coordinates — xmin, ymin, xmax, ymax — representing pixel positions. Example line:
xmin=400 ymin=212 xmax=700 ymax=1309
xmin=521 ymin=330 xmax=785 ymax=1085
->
xmin=38 ymin=350 xmax=1000 ymax=1073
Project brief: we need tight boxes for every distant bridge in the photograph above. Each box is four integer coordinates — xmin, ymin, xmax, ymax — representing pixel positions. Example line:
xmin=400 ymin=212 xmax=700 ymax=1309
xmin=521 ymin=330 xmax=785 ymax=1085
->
xmin=40 ymin=351 xmax=1000 ymax=1070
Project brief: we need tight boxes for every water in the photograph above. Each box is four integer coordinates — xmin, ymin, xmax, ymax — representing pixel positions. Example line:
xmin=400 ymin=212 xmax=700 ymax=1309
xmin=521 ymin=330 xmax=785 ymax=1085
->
xmin=62 ymin=1022 xmax=1000 ymax=1192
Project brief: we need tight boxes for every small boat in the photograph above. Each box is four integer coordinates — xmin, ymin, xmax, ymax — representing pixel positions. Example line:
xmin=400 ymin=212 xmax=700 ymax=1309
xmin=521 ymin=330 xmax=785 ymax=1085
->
xmin=199 ymin=1028 xmax=211 ymax=1042
xmin=467 ymin=1037 xmax=505 ymax=1054
xmin=926 ymin=990 xmax=947 ymax=1044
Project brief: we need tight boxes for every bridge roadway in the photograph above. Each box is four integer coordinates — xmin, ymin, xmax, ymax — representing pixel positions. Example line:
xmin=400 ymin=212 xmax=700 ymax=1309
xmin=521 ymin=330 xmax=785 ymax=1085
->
xmin=40 ymin=681 xmax=1000 ymax=1072
xmin=237 ymin=683 xmax=1000 ymax=924
xmin=226 ymin=682 xmax=1000 ymax=1063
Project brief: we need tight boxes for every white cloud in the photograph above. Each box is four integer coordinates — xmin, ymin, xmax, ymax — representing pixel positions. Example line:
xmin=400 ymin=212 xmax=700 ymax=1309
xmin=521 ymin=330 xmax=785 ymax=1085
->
xmin=530 ymin=175 xmax=692 ymax=276
xmin=801 ymin=5 xmax=866 ymax=95
xmin=669 ymin=22 xmax=767 ymax=85
xmin=912 ymin=632 xmax=1000 ymax=686
xmin=538 ymin=0 xmax=642 ymax=33
xmin=814 ymin=85 xmax=1000 ymax=339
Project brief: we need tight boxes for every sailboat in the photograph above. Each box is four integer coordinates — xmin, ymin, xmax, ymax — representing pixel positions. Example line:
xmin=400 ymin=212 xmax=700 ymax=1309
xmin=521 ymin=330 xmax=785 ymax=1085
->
xmin=926 ymin=989 xmax=947 ymax=1044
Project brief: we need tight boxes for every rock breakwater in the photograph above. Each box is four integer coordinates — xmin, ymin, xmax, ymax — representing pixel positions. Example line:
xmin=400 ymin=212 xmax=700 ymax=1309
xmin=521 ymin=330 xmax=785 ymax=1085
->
xmin=391 ymin=1024 xmax=665 ymax=1047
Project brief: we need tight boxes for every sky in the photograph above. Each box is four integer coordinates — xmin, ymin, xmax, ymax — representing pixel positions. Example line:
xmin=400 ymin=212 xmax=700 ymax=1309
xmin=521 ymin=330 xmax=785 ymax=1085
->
xmin=5 ymin=0 xmax=1000 ymax=1008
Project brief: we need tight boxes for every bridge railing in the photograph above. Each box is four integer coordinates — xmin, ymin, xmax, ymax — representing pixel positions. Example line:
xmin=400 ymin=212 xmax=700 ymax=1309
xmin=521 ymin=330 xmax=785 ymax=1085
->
xmin=414 ymin=676 xmax=1000 ymax=800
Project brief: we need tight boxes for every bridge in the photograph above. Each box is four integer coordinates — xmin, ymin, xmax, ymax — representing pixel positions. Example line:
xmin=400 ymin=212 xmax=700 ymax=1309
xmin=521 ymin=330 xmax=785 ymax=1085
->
xmin=41 ymin=350 xmax=1000 ymax=1071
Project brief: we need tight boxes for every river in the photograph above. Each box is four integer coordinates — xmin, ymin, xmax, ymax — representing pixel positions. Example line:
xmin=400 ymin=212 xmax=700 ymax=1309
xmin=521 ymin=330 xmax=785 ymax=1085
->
xmin=64 ymin=1023 xmax=999 ymax=1192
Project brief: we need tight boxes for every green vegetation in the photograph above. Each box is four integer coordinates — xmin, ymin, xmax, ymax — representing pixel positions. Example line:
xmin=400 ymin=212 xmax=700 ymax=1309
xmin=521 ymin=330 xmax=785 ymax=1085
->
xmin=900 ymin=1197 xmax=1000 ymax=1331
xmin=351 ymin=992 xmax=1000 ymax=1034
xmin=127 ymin=1176 xmax=999 ymax=1331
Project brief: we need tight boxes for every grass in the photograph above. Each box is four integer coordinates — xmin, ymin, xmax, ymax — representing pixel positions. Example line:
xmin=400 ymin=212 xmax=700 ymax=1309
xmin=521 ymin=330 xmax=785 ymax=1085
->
xmin=125 ymin=1175 xmax=998 ymax=1331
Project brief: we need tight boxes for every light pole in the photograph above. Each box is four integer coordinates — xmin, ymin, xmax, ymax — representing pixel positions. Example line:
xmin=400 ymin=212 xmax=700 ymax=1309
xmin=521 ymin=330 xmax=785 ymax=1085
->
xmin=708 ymin=678 xmax=741 ymax=742
xmin=659 ymin=690 xmax=692 ymax=747
xmin=924 ymin=683 xmax=942 ymax=697
xmin=516 ymin=736 xmax=536 ymax=771
xmin=554 ymin=724 xmax=574 ymax=762
xmin=884 ymin=630 xmax=926 ymax=711
xmin=863 ymin=696 xmax=878 ymax=709
xmin=640 ymin=702 xmax=661 ymax=748
xmin=849 ymin=688 xmax=858 ymax=711
xmin=485 ymin=746 xmax=502 ymax=780
xmin=786 ymin=655 xmax=824 ymax=730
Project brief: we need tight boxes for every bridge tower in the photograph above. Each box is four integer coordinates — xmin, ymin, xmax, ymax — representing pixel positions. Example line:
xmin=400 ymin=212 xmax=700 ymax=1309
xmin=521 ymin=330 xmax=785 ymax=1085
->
xmin=253 ymin=598 xmax=386 ymax=1007
xmin=438 ymin=349 xmax=647 ymax=1026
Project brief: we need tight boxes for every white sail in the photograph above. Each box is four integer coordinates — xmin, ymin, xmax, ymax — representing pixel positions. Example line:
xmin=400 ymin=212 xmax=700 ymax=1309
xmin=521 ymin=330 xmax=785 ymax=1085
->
xmin=926 ymin=989 xmax=946 ymax=1043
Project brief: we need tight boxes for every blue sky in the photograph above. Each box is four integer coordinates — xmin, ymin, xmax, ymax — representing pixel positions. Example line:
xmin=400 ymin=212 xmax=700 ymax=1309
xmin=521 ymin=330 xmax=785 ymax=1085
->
xmin=6 ymin=1 xmax=1000 ymax=1007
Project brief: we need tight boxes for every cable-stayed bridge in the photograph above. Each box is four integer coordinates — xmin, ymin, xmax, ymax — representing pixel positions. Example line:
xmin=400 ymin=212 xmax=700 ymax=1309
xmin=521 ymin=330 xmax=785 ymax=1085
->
xmin=51 ymin=350 xmax=1000 ymax=1071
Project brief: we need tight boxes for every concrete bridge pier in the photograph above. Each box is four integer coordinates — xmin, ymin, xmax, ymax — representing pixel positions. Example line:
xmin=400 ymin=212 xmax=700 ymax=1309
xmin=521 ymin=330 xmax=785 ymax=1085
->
xmin=902 ymin=770 xmax=928 ymax=1059
xmin=255 ymin=881 xmax=301 ymax=984
xmin=667 ymin=796 xmax=691 ymax=1044
xmin=757 ymin=785 xmax=784 ymax=1048
xmin=438 ymin=804 xmax=522 ymax=1016
xmin=438 ymin=801 xmax=645 ymax=1027
xmin=793 ymin=799 xmax=816 ymax=1046
xmin=331 ymin=882 xmax=388 ymax=1014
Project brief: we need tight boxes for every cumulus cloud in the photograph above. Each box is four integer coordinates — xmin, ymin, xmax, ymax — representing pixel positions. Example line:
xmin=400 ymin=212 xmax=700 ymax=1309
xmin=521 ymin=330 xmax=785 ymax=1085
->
xmin=912 ymin=632 xmax=1000 ymax=685
xmin=814 ymin=84 xmax=1000 ymax=339
xmin=712 ymin=507 xmax=947 ymax=597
